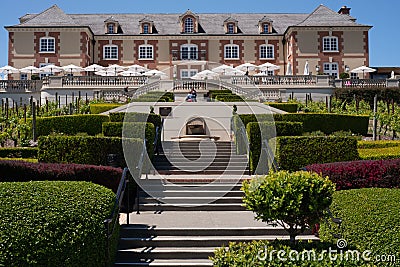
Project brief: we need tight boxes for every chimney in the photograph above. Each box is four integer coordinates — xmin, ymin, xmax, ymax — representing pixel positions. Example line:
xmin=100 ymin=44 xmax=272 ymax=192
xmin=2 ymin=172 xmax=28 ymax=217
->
xmin=338 ymin=6 xmax=351 ymax=15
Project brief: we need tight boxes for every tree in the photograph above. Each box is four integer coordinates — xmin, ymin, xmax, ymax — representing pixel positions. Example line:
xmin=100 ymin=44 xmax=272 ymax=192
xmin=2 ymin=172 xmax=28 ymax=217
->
xmin=242 ymin=170 xmax=335 ymax=243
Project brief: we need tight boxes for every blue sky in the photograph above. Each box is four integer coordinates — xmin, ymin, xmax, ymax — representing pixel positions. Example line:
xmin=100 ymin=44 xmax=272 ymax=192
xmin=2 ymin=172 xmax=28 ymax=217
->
xmin=1 ymin=0 xmax=398 ymax=67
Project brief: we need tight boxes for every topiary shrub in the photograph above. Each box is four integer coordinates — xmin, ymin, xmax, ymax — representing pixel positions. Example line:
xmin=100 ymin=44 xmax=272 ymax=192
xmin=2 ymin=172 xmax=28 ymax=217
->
xmin=319 ymin=188 xmax=400 ymax=264
xmin=0 ymin=147 xmax=38 ymax=159
xmin=37 ymin=136 xmax=143 ymax=166
xmin=266 ymin=102 xmax=298 ymax=113
xmin=89 ymin=103 xmax=123 ymax=114
xmin=305 ymin=159 xmax=400 ymax=190
xmin=0 ymin=181 xmax=116 ymax=267
xmin=242 ymin=171 xmax=335 ymax=243
xmin=109 ymin=112 xmax=162 ymax=129
xmin=275 ymin=136 xmax=359 ymax=171
xmin=31 ymin=114 xmax=110 ymax=137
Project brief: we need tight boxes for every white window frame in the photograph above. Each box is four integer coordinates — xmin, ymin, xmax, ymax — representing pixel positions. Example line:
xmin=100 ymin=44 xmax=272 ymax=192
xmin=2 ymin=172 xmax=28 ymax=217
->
xmin=180 ymin=44 xmax=198 ymax=60
xmin=263 ymin=24 xmax=269 ymax=34
xmin=143 ymin=23 xmax=149 ymax=34
xmin=259 ymin=44 xmax=274 ymax=59
xmin=224 ymin=44 xmax=239 ymax=59
xmin=107 ymin=23 xmax=114 ymax=34
xmin=180 ymin=69 xmax=198 ymax=79
xmin=103 ymin=45 xmax=118 ymax=60
xmin=20 ymin=73 xmax=28 ymax=80
xmin=350 ymin=72 xmax=358 ymax=79
xmin=322 ymin=36 xmax=339 ymax=52
xmin=184 ymin=17 xmax=194 ymax=33
xmin=39 ymin=37 xmax=55 ymax=53
xmin=39 ymin=63 xmax=52 ymax=79
xmin=138 ymin=45 xmax=153 ymax=60
xmin=323 ymin=62 xmax=339 ymax=78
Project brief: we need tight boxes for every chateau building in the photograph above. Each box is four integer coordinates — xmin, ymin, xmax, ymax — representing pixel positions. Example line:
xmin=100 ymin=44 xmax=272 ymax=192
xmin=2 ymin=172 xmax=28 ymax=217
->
xmin=5 ymin=4 xmax=371 ymax=80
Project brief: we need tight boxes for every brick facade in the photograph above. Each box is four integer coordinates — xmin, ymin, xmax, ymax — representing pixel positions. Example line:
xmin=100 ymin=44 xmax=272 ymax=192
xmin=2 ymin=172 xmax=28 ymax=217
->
xmin=219 ymin=40 xmax=244 ymax=65
xmin=97 ymin=40 xmax=123 ymax=66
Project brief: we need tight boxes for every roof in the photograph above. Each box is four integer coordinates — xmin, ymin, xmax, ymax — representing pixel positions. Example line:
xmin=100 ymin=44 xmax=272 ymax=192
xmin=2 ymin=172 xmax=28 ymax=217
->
xmin=8 ymin=4 xmax=370 ymax=35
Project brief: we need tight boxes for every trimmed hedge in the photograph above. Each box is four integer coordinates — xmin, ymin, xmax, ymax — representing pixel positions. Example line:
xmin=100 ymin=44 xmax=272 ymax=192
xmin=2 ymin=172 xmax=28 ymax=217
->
xmin=212 ymin=239 xmax=366 ymax=266
xmin=0 ymin=181 xmax=116 ymax=267
xmin=305 ymin=159 xmax=400 ymax=190
xmin=31 ymin=115 xmax=110 ymax=137
xmin=238 ymin=113 xmax=369 ymax=135
xmin=0 ymin=147 xmax=38 ymax=159
xmin=359 ymin=146 xmax=400 ymax=160
xmin=266 ymin=102 xmax=298 ymax=113
xmin=275 ymin=136 xmax=359 ymax=171
xmin=89 ymin=103 xmax=123 ymax=114
xmin=102 ymin=122 xmax=155 ymax=158
xmin=320 ymin=188 xmax=400 ymax=264
xmin=109 ymin=112 xmax=162 ymax=129
xmin=0 ymin=160 xmax=123 ymax=192
xmin=38 ymin=136 xmax=143 ymax=166
xmin=246 ymin=122 xmax=303 ymax=173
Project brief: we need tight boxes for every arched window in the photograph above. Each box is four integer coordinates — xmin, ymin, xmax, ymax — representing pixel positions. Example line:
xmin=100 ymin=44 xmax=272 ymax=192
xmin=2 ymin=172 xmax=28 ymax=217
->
xmin=39 ymin=37 xmax=55 ymax=53
xmin=259 ymin=44 xmax=274 ymax=59
xmin=322 ymin=36 xmax=339 ymax=52
xmin=103 ymin=45 xmax=118 ymax=60
xmin=184 ymin=17 xmax=194 ymax=33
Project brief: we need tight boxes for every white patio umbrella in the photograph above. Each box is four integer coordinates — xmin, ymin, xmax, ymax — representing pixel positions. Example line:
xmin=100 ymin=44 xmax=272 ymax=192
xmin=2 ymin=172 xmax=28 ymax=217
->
xmin=126 ymin=64 xmax=148 ymax=73
xmin=235 ymin=63 xmax=258 ymax=72
xmin=106 ymin=64 xmax=126 ymax=75
xmin=84 ymin=64 xmax=105 ymax=72
xmin=143 ymin=69 xmax=167 ymax=77
xmin=225 ymin=69 xmax=246 ymax=76
xmin=119 ymin=70 xmax=143 ymax=76
xmin=62 ymin=64 xmax=84 ymax=75
xmin=20 ymin=66 xmax=40 ymax=76
xmin=258 ymin=62 xmax=280 ymax=72
xmin=303 ymin=61 xmax=310 ymax=75
xmin=211 ymin=64 xmax=236 ymax=75
xmin=286 ymin=61 xmax=293 ymax=75
xmin=39 ymin=64 xmax=62 ymax=75
xmin=94 ymin=70 xmax=116 ymax=76
xmin=351 ymin=65 xmax=376 ymax=79
xmin=190 ymin=70 xmax=219 ymax=80
xmin=391 ymin=71 xmax=395 ymax=79
xmin=0 ymin=65 xmax=19 ymax=74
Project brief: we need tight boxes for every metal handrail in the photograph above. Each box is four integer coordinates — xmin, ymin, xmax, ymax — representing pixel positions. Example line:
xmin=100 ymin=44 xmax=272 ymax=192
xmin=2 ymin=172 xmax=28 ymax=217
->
xmin=136 ymin=139 xmax=147 ymax=214
xmin=104 ymin=167 xmax=129 ymax=267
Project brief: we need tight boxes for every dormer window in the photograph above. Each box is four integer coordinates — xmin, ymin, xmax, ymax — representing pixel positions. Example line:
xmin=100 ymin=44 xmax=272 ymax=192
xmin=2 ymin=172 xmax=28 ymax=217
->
xmin=107 ymin=23 xmax=114 ymax=34
xmin=140 ymin=18 xmax=154 ymax=34
xmin=184 ymin=17 xmax=194 ymax=33
xmin=224 ymin=17 xmax=238 ymax=34
xmin=179 ymin=10 xmax=199 ymax=34
xmin=259 ymin=16 xmax=273 ymax=34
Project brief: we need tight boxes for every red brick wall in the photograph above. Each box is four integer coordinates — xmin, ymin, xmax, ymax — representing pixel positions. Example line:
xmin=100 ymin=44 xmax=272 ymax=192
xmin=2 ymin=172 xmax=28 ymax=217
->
xmin=219 ymin=40 xmax=244 ymax=66
xmin=80 ymin=32 xmax=91 ymax=67
xmin=33 ymin=32 xmax=61 ymax=67
xmin=133 ymin=40 xmax=158 ymax=69
xmin=97 ymin=40 xmax=123 ymax=66
xmin=317 ymin=31 xmax=345 ymax=73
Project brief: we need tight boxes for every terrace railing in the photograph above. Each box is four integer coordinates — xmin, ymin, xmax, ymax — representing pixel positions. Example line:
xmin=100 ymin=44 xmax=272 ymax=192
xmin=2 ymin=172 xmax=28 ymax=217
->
xmin=249 ymin=75 xmax=319 ymax=86
xmin=62 ymin=75 xmax=148 ymax=87
xmin=0 ymin=80 xmax=42 ymax=92
xmin=340 ymin=79 xmax=387 ymax=88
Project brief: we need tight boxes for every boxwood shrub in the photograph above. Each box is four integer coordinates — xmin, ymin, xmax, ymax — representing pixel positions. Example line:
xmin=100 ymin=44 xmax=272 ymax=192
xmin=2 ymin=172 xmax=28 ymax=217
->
xmin=266 ymin=102 xmax=298 ymax=113
xmin=89 ymin=103 xmax=123 ymax=114
xmin=37 ymin=136 xmax=143 ymax=166
xmin=238 ymin=113 xmax=369 ymax=135
xmin=275 ymin=136 xmax=359 ymax=171
xmin=305 ymin=159 xmax=400 ymax=190
xmin=30 ymin=114 xmax=110 ymax=137
xmin=319 ymin=188 xmax=400 ymax=265
xmin=109 ymin=112 xmax=162 ymax=129
xmin=0 ymin=181 xmax=116 ymax=267
xmin=0 ymin=147 xmax=38 ymax=159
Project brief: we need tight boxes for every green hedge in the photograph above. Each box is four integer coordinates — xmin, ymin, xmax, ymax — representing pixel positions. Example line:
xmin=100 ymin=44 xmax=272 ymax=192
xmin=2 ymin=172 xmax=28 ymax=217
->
xmin=215 ymin=95 xmax=245 ymax=102
xmin=358 ymin=146 xmax=400 ymax=160
xmin=246 ymin=122 xmax=303 ymax=173
xmin=275 ymin=136 xmax=359 ymax=171
xmin=102 ymin=122 xmax=155 ymax=158
xmin=266 ymin=102 xmax=298 ymax=113
xmin=238 ymin=113 xmax=369 ymax=135
xmin=358 ymin=140 xmax=400 ymax=149
xmin=320 ymin=188 xmax=400 ymax=265
xmin=0 ymin=181 xmax=116 ymax=267
xmin=31 ymin=115 xmax=110 ymax=137
xmin=89 ymin=103 xmax=123 ymax=114
xmin=38 ymin=136 xmax=143 ymax=166
xmin=109 ymin=112 xmax=162 ymax=129
xmin=0 ymin=147 xmax=38 ymax=159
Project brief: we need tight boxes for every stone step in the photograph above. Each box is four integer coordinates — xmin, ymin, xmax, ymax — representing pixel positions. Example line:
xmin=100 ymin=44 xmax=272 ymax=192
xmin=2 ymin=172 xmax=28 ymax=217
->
xmin=140 ymin=196 xmax=244 ymax=204
xmin=138 ymin=203 xmax=246 ymax=212
xmin=139 ymin=190 xmax=244 ymax=198
xmin=155 ymin=170 xmax=250 ymax=175
xmin=116 ymin=247 xmax=214 ymax=260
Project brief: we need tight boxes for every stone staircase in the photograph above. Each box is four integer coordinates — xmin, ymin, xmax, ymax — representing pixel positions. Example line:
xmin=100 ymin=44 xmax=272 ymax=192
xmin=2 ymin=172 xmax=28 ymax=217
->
xmin=152 ymin=141 xmax=250 ymax=175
